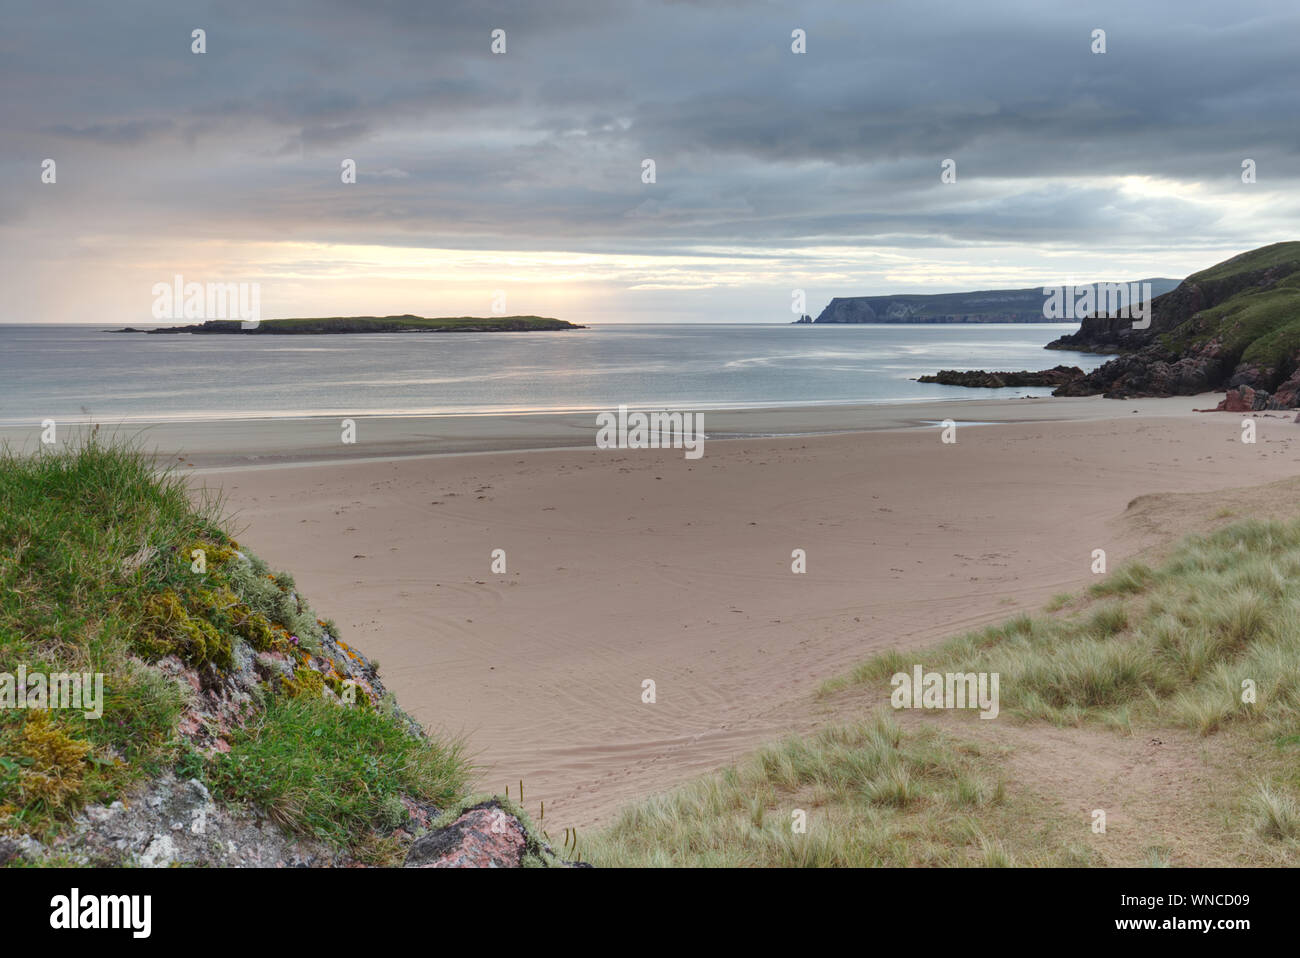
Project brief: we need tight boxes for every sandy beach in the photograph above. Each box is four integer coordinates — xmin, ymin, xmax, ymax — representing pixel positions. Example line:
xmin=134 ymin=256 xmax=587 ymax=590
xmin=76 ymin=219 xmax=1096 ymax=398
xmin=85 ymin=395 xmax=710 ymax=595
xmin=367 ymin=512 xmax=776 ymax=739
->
xmin=20 ymin=396 xmax=1298 ymax=829
xmin=10 ymin=0 xmax=1300 ymax=913
xmin=0 ymin=393 xmax=1259 ymax=464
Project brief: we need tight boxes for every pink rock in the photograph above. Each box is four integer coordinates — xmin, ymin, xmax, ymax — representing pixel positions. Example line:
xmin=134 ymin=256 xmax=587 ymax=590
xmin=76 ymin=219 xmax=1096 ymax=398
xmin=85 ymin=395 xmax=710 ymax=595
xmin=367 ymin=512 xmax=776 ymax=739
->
xmin=1214 ymin=387 xmax=1254 ymax=412
xmin=404 ymin=803 xmax=528 ymax=868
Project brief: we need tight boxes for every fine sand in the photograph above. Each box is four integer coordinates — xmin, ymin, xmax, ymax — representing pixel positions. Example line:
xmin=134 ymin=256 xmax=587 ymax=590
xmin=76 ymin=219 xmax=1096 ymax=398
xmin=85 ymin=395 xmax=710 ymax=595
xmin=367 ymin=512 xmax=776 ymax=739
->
xmin=116 ymin=394 xmax=1297 ymax=831
xmin=6 ymin=394 xmax=1282 ymax=829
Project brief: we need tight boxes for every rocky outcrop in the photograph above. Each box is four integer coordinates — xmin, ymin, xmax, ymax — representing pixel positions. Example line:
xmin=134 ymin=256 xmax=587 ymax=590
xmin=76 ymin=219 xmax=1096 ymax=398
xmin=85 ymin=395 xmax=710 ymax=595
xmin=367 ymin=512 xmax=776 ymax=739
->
xmin=917 ymin=366 xmax=1084 ymax=388
xmin=406 ymin=801 xmax=529 ymax=868
xmin=175 ymin=632 xmax=389 ymax=754
xmin=1196 ymin=372 xmax=1300 ymax=413
xmin=1197 ymin=386 xmax=1267 ymax=412
xmin=1048 ymin=242 xmax=1300 ymax=406
xmin=404 ymin=798 xmax=579 ymax=868
xmin=1046 ymin=280 xmax=1215 ymax=355
xmin=1 ymin=775 xmax=334 ymax=868
xmin=1052 ymin=345 xmax=1235 ymax=398
xmin=1 ymin=778 xmax=576 ymax=869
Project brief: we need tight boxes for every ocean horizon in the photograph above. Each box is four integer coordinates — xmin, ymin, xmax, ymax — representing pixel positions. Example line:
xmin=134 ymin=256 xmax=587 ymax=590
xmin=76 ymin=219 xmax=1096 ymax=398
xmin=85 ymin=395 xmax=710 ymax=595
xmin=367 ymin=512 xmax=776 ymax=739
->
xmin=0 ymin=322 xmax=1104 ymax=426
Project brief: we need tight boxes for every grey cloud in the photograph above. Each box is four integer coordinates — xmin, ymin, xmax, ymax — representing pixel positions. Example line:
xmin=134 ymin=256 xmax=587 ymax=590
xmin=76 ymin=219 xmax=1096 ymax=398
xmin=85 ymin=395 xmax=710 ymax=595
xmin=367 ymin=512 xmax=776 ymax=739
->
xmin=1 ymin=0 xmax=1297 ymax=265
xmin=44 ymin=119 xmax=176 ymax=145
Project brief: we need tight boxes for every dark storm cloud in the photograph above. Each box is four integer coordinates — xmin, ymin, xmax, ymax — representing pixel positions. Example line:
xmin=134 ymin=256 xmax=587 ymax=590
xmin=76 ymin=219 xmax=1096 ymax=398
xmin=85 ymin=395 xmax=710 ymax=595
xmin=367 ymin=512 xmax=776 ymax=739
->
xmin=2 ymin=0 xmax=1298 ymax=255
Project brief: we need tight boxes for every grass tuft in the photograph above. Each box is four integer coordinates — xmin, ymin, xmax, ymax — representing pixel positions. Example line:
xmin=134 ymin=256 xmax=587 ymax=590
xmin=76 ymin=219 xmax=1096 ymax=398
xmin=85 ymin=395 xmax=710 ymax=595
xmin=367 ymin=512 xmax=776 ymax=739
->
xmin=0 ymin=434 xmax=472 ymax=853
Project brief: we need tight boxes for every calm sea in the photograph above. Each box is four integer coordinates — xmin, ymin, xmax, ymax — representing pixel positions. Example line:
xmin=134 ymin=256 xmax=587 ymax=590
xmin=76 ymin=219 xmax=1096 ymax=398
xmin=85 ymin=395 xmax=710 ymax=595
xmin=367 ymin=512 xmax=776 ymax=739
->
xmin=0 ymin=323 xmax=1105 ymax=426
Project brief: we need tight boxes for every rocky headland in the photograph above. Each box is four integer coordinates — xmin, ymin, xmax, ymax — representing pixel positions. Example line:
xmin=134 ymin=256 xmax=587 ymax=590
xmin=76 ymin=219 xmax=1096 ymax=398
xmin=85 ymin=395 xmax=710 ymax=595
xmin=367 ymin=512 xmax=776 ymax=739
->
xmin=1046 ymin=242 xmax=1300 ymax=409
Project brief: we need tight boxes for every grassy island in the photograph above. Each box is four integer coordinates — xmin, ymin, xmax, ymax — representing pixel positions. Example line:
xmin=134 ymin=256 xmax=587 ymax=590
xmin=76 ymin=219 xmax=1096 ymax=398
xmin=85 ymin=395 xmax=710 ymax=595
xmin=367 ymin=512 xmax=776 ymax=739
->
xmin=117 ymin=315 xmax=584 ymax=334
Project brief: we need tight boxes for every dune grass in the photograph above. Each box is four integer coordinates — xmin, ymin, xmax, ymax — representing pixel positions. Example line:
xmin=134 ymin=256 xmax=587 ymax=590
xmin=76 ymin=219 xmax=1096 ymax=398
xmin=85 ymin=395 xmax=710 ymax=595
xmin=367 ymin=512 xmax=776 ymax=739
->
xmin=580 ymin=711 xmax=1092 ymax=867
xmin=0 ymin=434 xmax=470 ymax=855
xmin=587 ymin=518 xmax=1300 ymax=866
xmin=826 ymin=519 xmax=1300 ymax=736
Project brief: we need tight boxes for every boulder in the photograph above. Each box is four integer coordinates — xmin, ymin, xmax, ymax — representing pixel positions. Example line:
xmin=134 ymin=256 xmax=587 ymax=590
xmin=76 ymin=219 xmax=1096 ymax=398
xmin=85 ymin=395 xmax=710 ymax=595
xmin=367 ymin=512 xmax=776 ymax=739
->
xmin=404 ymin=798 xmax=586 ymax=868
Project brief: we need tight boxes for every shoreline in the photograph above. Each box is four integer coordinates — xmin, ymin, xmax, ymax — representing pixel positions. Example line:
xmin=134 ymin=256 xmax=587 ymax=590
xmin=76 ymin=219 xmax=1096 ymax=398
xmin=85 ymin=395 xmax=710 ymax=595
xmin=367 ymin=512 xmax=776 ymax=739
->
xmin=0 ymin=393 xmax=1245 ymax=469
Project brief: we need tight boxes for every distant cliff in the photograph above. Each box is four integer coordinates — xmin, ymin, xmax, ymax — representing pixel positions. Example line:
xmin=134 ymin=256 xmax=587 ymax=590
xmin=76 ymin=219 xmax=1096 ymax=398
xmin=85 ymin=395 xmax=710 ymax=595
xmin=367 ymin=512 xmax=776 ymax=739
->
xmin=810 ymin=281 xmax=1178 ymax=324
xmin=1048 ymin=242 xmax=1300 ymax=407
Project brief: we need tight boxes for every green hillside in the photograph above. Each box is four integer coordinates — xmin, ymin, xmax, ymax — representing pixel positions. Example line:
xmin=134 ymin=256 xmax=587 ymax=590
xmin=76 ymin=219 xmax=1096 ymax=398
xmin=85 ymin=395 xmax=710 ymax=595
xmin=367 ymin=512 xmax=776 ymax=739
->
xmin=1051 ymin=242 xmax=1300 ymax=403
xmin=0 ymin=436 xmax=469 ymax=861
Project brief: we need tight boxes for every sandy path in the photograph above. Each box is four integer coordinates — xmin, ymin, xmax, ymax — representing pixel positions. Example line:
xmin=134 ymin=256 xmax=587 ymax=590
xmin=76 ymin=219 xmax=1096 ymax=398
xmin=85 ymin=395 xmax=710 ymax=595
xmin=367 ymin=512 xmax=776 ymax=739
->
xmin=197 ymin=409 xmax=1300 ymax=829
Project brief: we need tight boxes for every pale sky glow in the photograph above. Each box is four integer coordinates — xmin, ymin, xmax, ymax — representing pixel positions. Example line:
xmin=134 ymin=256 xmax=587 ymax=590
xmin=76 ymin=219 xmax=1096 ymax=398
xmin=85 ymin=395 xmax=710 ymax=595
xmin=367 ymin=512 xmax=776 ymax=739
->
xmin=3 ymin=1 xmax=1298 ymax=324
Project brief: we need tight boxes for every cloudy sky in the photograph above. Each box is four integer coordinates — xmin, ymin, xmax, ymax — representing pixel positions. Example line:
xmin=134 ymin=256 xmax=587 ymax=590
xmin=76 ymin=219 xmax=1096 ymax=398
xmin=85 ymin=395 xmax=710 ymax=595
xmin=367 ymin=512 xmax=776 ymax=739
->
xmin=3 ymin=0 xmax=1298 ymax=324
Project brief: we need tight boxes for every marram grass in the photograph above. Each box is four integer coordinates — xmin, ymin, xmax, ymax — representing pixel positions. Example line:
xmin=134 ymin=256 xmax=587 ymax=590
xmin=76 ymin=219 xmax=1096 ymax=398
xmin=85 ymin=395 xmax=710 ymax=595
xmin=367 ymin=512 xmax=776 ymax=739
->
xmin=588 ymin=518 xmax=1300 ymax=866
xmin=580 ymin=711 xmax=1090 ymax=867
xmin=823 ymin=519 xmax=1300 ymax=736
